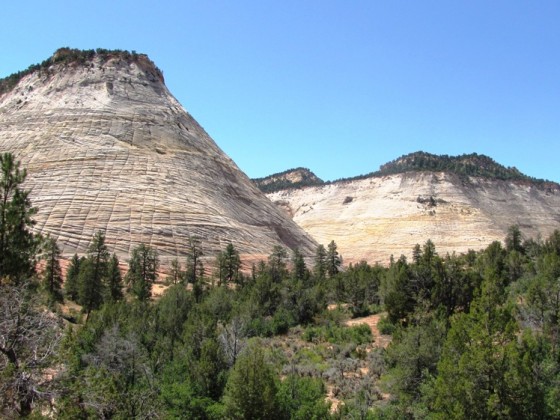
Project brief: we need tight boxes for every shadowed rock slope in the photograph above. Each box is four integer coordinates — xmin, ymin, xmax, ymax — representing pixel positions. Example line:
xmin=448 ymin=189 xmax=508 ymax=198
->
xmin=0 ymin=48 xmax=316 ymax=263
xmin=265 ymin=154 xmax=560 ymax=264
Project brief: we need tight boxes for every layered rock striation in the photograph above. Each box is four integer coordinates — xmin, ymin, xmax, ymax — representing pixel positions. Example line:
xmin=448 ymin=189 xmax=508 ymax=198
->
xmin=0 ymin=49 xmax=316 ymax=264
xmin=267 ymin=170 xmax=560 ymax=264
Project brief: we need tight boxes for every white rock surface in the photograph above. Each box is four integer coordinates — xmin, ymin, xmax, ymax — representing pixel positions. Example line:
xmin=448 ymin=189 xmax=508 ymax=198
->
xmin=0 ymin=53 xmax=316 ymax=265
xmin=267 ymin=172 xmax=560 ymax=264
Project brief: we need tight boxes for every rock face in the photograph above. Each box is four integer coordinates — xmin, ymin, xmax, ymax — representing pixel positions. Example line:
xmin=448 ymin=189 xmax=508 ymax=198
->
xmin=0 ymin=49 xmax=316 ymax=264
xmin=267 ymin=171 xmax=560 ymax=264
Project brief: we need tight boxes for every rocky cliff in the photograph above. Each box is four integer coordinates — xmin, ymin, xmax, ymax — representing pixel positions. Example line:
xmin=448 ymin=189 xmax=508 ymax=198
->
xmin=265 ymin=162 xmax=560 ymax=264
xmin=0 ymin=48 xmax=316 ymax=264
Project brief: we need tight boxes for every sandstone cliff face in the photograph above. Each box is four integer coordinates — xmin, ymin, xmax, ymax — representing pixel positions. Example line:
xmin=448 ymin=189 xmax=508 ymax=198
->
xmin=267 ymin=172 xmax=560 ymax=264
xmin=0 ymin=52 xmax=316 ymax=264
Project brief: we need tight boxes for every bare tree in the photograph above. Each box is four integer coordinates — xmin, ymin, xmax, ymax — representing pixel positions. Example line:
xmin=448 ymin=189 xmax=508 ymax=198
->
xmin=218 ymin=316 xmax=247 ymax=367
xmin=81 ymin=324 xmax=160 ymax=418
xmin=0 ymin=282 xmax=63 ymax=417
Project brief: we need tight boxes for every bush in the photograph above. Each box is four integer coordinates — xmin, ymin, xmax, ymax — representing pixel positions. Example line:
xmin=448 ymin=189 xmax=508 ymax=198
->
xmin=377 ymin=316 xmax=395 ymax=335
xmin=303 ymin=323 xmax=372 ymax=346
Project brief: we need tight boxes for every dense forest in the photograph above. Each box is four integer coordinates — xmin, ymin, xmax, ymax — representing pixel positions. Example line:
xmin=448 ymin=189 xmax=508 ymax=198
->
xmin=375 ymin=151 xmax=546 ymax=182
xmin=2 ymin=152 xmax=560 ymax=418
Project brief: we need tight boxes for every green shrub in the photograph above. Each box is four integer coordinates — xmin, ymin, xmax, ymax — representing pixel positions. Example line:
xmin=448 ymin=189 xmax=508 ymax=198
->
xmin=303 ymin=323 xmax=372 ymax=346
xmin=377 ymin=316 xmax=395 ymax=335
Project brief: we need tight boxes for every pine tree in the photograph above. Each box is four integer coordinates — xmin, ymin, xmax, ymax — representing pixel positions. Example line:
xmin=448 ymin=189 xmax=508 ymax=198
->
xmin=429 ymin=275 xmax=520 ymax=418
xmin=313 ymin=244 xmax=327 ymax=281
xmin=217 ymin=243 xmax=241 ymax=286
xmin=106 ymin=253 xmax=123 ymax=302
xmin=126 ymin=243 xmax=159 ymax=301
xmin=326 ymin=240 xmax=342 ymax=278
xmin=42 ymin=236 xmax=63 ymax=305
xmin=78 ymin=231 xmax=109 ymax=317
xmin=186 ymin=237 xmax=203 ymax=285
xmin=166 ymin=257 xmax=183 ymax=285
xmin=268 ymin=245 xmax=288 ymax=283
xmin=0 ymin=153 xmax=38 ymax=281
xmin=64 ymin=254 xmax=82 ymax=301
xmin=291 ymin=247 xmax=309 ymax=284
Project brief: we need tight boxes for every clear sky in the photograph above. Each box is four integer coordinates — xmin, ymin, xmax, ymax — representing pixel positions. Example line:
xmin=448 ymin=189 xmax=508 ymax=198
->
xmin=2 ymin=1 xmax=559 ymax=182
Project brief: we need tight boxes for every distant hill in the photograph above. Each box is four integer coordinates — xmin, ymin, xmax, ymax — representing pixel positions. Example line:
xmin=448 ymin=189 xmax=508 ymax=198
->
xmin=261 ymin=152 xmax=560 ymax=264
xmin=253 ymin=167 xmax=324 ymax=193
xmin=375 ymin=151 xmax=547 ymax=183
xmin=254 ymin=152 xmax=554 ymax=193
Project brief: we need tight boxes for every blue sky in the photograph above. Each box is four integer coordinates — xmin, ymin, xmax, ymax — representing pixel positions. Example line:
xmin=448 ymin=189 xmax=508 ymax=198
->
xmin=2 ymin=1 xmax=559 ymax=182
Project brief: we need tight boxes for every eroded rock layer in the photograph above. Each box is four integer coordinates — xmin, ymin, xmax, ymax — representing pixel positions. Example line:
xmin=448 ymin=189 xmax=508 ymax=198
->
xmin=0 ymin=52 xmax=316 ymax=263
xmin=267 ymin=172 xmax=560 ymax=264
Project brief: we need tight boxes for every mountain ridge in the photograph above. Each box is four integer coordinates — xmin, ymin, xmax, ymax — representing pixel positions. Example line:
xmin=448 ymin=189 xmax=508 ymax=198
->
xmin=267 ymin=170 xmax=560 ymax=264
xmin=0 ymin=47 xmax=164 ymax=96
xmin=253 ymin=151 xmax=557 ymax=193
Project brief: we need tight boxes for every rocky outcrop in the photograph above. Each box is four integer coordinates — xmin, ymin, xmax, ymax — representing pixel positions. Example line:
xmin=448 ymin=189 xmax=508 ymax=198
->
xmin=253 ymin=168 xmax=324 ymax=193
xmin=0 ymin=49 xmax=316 ymax=265
xmin=267 ymin=171 xmax=560 ymax=264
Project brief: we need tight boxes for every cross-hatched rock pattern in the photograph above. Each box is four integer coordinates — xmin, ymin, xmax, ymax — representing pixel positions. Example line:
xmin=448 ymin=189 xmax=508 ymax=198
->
xmin=267 ymin=171 xmax=560 ymax=264
xmin=0 ymin=53 xmax=316 ymax=264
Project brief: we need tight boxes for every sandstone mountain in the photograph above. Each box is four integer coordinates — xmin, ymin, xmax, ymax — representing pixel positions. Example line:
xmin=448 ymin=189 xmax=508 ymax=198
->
xmin=0 ymin=48 xmax=316 ymax=265
xmin=261 ymin=152 xmax=560 ymax=264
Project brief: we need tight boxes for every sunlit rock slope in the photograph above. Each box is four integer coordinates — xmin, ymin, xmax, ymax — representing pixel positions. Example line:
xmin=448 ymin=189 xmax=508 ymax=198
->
xmin=264 ymin=157 xmax=560 ymax=264
xmin=0 ymin=49 xmax=316 ymax=264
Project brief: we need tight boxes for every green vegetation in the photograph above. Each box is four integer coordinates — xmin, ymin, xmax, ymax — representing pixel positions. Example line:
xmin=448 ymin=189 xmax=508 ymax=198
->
xmin=376 ymin=151 xmax=545 ymax=181
xmin=255 ymin=152 xmax=557 ymax=193
xmin=253 ymin=167 xmax=324 ymax=193
xmin=0 ymin=47 xmax=163 ymax=96
xmin=3 ymin=152 xmax=560 ymax=418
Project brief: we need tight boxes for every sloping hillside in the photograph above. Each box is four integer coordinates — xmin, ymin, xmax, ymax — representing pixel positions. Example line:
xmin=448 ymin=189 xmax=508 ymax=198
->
xmin=265 ymin=154 xmax=560 ymax=263
xmin=0 ymin=48 xmax=316 ymax=264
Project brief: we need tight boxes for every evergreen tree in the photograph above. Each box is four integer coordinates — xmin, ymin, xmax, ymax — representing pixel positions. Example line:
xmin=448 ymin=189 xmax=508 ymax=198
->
xmin=166 ymin=257 xmax=183 ymax=285
xmin=429 ymin=275 xmax=521 ymax=418
xmin=106 ymin=253 xmax=123 ymax=303
xmin=313 ymin=244 xmax=327 ymax=281
xmin=42 ymin=236 xmax=63 ymax=305
xmin=383 ymin=309 xmax=447 ymax=415
xmin=381 ymin=255 xmax=414 ymax=324
xmin=505 ymin=224 xmax=524 ymax=253
xmin=64 ymin=253 xmax=82 ymax=301
xmin=326 ymin=240 xmax=342 ymax=278
xmin=291 ymin=247 xmax=310 ymax=284
xmin=223 ymin=341 xmax=280 ymax=419
xmin=0 ymin=153 xmax=38 ymax=281
xmin=126 ymin=243 xmax=159 ymax=301
xmin=277 ymin=375 xmax=330 ymax=419
xmin=268 ymin=245 xmax=288 ymax=283
xmin=186 ymin=236 xmax=203 ymax=285
xmin=77 ymin=259 xmax=101 ymax=318
xmin=217 ymin=243 xmax=241 ymax=286
xmin=78 ymin=231 xmax=109 ymax=317
xmin=344 ymin=261 xmax=381 ymax=317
